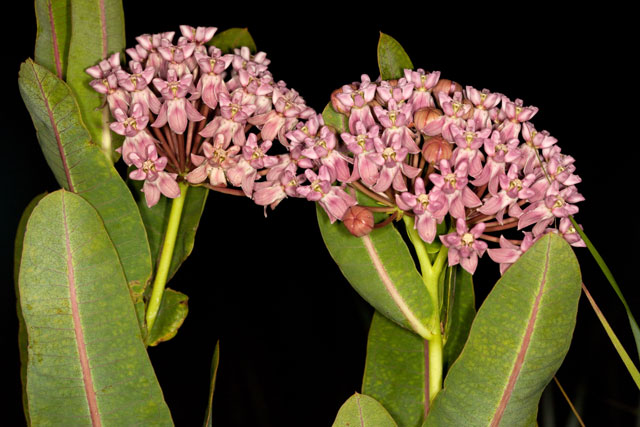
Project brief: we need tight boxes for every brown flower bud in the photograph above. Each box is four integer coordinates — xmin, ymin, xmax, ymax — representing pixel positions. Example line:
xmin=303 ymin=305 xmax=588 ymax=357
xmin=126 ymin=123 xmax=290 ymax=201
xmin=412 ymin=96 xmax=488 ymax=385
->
xmin=342 ymin=206 xmax=374 ymax=237
xmin=413 ymin=107 xmax=443 ymax=133
xmin=433 ymin=79 xmax=463 ymax=100
xmin=422 ymin=135 xmax=453 ymax=164
xmin=462 ymin=99 xmax=475 ymax=120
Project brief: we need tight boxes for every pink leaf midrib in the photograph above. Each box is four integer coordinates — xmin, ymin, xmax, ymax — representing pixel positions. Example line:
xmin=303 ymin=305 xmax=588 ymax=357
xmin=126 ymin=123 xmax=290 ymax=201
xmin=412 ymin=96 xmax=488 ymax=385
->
xmin=46 ymin=0 xmax=63 ymax=79
xmin=490 ymin=237 xmax=552 ymax=426
xmin=31 ymin=60 xmax=75 ymax=192
xmin=62 ymin=193 xmax=101 ymax=426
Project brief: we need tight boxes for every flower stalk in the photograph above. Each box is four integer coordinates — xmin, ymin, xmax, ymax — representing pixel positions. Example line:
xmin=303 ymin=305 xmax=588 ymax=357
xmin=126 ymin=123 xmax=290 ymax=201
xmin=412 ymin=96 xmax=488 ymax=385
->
xmin=146 ymin=181 xmax=189 ymax=333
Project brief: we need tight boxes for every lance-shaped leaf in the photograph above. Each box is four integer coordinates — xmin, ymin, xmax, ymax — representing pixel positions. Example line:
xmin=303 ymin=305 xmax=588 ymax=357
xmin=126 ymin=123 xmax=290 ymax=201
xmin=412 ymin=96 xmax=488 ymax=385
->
xmin=18 ymin=190 xmax=172 ymax=425
xmin=14 ymin=193 xmax=47 ymax=424
xmin=441 ymin=266 xmax=475 ymax=374
xmin=333 ymin=393 xmax=398 ymax=427
xmin=317 ymin=204 xmax=436 ymax=340
xmin=204 ymin=340 xmax=221 ymax=427
xmin=34 ymin=0 xmax=71 ymax=79
xmin=134 ymin=183 xmax=208 ymax=280
xmin=363 ymin=311 xmax=427 ymax=427
xmin=18 ymin=59 xmax=152 ymax=290
xmin=377 ymin=33 xmax=414 ymax=81
xmin=147 ymin=288 xmax=189 ymax=346
xmin=322 ymin=102 xmax=348 ymax=134
xmin=209 ymin=28 xmax=257 ymax=53
xmin=66 ymin=0 xmax=125 ymax=159
xmin=425 ymin=234 xmax=581 ymax=427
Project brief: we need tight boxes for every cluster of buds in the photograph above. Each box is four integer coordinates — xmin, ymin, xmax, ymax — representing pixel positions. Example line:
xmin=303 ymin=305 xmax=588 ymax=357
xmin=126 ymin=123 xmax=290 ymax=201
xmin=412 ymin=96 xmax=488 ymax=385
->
xmin=86 ymin=25 xmax=314 ymax=207
xmin=280 ymin=70 xmax=584 ymax=275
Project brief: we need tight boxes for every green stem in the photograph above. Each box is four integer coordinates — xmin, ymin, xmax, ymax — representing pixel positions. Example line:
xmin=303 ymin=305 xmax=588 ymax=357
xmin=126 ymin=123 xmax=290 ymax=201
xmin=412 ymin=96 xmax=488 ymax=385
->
xmin=146 ymin=182 xmax=189 ymax=332
xmin=403 ymin=215 xmax=445 ymax=403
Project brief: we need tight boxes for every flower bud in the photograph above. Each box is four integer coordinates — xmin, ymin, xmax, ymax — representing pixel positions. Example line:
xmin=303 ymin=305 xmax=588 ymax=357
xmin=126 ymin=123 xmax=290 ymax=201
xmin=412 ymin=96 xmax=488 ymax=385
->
xmin=331 ymin=85 xmax=356 ymax=115
xmin=414 ymin=107 xmax=443 ymax=131
xmin=433 ymin=79 xmax=462 ymax=98
xmin=422 ymin=135 xmax=452 ymax=164
xmin=342 ymin=205 xmax=374 ymax=237
xmin=462 ymin=99 xmax=475 ymax=120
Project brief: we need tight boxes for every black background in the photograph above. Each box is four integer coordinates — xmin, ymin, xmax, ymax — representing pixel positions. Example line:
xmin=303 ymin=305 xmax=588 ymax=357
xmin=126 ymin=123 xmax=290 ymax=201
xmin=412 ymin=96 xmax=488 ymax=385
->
xmin=5 ymin=2 xmax=638 ymax=426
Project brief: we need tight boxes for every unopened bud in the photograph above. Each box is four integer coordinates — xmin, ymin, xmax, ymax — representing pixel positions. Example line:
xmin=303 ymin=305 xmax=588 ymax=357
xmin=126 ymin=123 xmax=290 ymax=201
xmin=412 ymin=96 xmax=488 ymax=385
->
xmin=462 ymin=99 xmax=475 ymax=120
xmin=433 ymin=79 xmax=463 ymax=98
xmin=342 ymin=205 xmax=374 ymax=237
xmin=331 ymin=86 xmax=355 ymax=115
xmin=422 ymin=135 xmax=452 ymax=164
xmin=414 ymin=108 xmax=443 ymax=133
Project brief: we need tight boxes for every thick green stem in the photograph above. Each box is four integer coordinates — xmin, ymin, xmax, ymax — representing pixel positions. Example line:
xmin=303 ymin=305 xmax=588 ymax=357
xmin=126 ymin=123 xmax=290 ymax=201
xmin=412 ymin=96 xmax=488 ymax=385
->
xmin=403 ymin=215 xmax=445 ymax=403
xmin=146 ymin=182 xmax=189 ymax=332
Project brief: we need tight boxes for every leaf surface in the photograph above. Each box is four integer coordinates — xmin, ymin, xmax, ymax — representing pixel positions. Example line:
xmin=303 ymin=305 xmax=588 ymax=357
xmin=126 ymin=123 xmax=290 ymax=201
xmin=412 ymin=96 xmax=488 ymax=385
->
xmin=18 ymin=59 xmax=152 ymax=290
xmin=363 ymin=311 xmax=427 ymax=427
xmin=147 ymin=288 xmax=189 ymax=346
xmin=322 ymin=102 xmax=348 ymax=134
xmin=204 ymin=340 xmax=221 ymax=427
xmin=34 ymin=0 xmax=71 ymax=79
xmin=333 ymin=393 xmax=398 ymax=427
xmin=317 ymin=204 xmax=435 ymax=339
xmin=441 ymin=266 xmax=475 ymax=374
xmin=377 ymin=33 xmax=413 ymax=80
xmin=425 ymin=234 xmax=582 ymax=427
xmin=66 ymin=0 xmax=125 ymax=159
xmin=209 ymin=28 xmax=256 ymax=53
xmin=18 ymin=190 xmax=172 ymax=425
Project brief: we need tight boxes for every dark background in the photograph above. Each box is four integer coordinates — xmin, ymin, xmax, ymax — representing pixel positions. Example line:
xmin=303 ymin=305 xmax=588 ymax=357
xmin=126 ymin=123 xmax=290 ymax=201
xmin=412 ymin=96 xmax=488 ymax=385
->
xmin=5 ymin=2 xmax=638 ymax=426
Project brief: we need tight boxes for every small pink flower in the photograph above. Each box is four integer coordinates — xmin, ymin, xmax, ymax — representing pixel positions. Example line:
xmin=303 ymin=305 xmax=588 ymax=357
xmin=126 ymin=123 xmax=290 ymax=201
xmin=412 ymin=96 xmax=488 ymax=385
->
xmin=128 ymin=144 xmax=180 ymax=207
xmin=440 ymin=218 xmax=488 ymax=274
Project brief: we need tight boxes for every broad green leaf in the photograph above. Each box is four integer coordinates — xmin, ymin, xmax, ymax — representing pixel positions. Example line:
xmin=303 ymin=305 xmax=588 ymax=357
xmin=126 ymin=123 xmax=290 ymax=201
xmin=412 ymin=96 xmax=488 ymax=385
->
xmin=425 ymin=234 xmax=582 ymax=427
xmin=209 ymin=28 xmax=256 ymax=53
xmin=135 ymin=183 xmax=208 ymax=280
xmin=18 ymin=190 xmax=172 ymax=425
xmin=322 ymin=102 xmax=348 ymax=134
xmin=34 ymin=0 xmax=71 ymax=79
xmin=363 ymin=311 xmax=427 ymax=427
xmin=333 ymin=393 xmax=398 ymax=427
xmin=14 ymin=193 xmax=47 ymax=425
xmin=66 ymin=0 xmax=125 ymax=160
xmin=317 ymin=204 xmax=436 ymax=340
xmin=377 ymin=33 xmax=414 ymax=81
xmin=204 ymin=340 xmax=221 ymax=427
xmin=147 ymin=288 xmax=189 ymax=346
xmin=18 ymin=60 xmax=152 ymax=291
xmin=441 ymin=266 xmax=475 ymax=374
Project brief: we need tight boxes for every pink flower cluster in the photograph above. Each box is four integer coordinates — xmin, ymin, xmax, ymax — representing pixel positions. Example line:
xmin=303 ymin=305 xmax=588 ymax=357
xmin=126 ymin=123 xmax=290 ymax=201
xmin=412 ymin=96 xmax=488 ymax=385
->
xmin=86 ymin=25 xmax=315 ymax=208
xmin=278 ymin=70 xmax=585 ymax=275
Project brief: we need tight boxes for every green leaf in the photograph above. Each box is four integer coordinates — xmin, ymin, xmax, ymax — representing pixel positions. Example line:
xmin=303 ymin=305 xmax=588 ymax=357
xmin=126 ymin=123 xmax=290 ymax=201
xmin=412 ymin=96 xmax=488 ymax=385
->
xmin=322 ymin=102 xmax=348 ymax=134
xmin=147 ymin=288 xmax=189 ymax=346
xmin=317 ymin=204 xmax=436 ymax=340
xmin=425 ymin=234 xmax=582 ymax=427
xmin=18 ymin=59 xmax=153 ymax=292
xmin=363 ymin=311 xmax=427 ymax=427
xmin=34 ymin=0 xmax=71 ymax=79
xmin=18 ymin=190 xmax=172 ymax=425
xmin=441 ymin=266 xmax=475 ymax=374
xmin=377 ymin=33 xmax=414 ymax=80
xmin=204 ymin=340 xmax=221 ymax=427
xmin=135 ymin=183 xmax=208 ymax=280
xmin=66 ymin=0 xmax=125 ymax=160
xmin=14 ymin=193 xmax=47 ymax=425
xmin=333 ymin=393 xmax=398 ymax=427
xmin=209 ymin=28 xmax=256 ymax=54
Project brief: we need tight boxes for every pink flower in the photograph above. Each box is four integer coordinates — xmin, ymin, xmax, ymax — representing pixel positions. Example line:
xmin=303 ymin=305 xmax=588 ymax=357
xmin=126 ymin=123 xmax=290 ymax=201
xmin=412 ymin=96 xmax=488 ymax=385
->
xmin=440 ymin=218 xmax=488 ymax=274
xmin=487 ymin=233 xmax=536 ymax=275
xmin=128 ymin=144 xmax=180 ymax=207
xmin=187 ymin=135 xmax=240 ymax=186
xmin=396 ymin=178 xmax=448 ymax=243
xmin=405 ymin=69 xmax=440 ymax=111
xmin=152 ymin=70 xmax=204 ymax=134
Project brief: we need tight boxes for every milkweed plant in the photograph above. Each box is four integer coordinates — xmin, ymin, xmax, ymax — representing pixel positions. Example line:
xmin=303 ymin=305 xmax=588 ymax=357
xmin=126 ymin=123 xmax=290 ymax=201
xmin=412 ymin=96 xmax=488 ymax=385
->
xmin=15 ymin=1 xmax=639 ymax=426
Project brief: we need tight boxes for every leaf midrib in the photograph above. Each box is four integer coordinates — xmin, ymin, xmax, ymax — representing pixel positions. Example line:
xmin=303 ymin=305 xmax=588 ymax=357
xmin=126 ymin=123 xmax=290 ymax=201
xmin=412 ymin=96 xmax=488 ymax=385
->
xmin=62 ymin=193 xmax=101 ymax=426
xmin=490 ymin=237 xmax=551 ymax=426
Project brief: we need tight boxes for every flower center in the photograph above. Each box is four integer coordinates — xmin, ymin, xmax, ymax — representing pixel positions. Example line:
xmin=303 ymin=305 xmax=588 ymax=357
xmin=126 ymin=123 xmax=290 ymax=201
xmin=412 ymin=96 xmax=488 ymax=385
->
xmin=417 ymin=193 xmax=429 ymax=209
xmin=142 ymin=159 xmax=155 ymax=173
xmin=461 ymin=232 xmax=474 ymax=247
xmin=382 ymin=147 xmax=396 ymax=161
